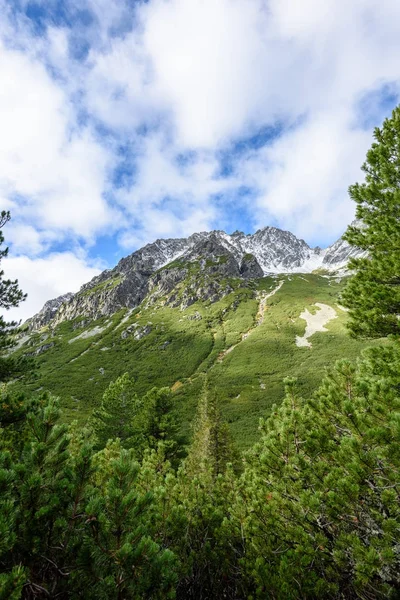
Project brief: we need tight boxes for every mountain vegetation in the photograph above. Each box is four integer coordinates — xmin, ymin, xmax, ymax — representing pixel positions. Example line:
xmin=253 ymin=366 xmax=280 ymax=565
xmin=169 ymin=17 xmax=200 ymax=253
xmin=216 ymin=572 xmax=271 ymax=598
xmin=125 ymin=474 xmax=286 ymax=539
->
xmin=0 ymin=211 xmax=28 ymax=382
xmin=1 ymin=106 xmax=400 ymax=599
xmin=342 ymin=105 xmax=400 ymax=338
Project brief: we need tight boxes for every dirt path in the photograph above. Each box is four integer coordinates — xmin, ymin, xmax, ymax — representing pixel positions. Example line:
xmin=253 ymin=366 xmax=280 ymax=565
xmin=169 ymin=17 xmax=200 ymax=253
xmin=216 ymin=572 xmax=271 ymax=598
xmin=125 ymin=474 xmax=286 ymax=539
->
xmin=218 ymin=280 xmax=284 ymax=361
xmin=295 ymin=303 xmax=337 ymax=348
xmin=255 ymin=280 xmax=285 ymax=326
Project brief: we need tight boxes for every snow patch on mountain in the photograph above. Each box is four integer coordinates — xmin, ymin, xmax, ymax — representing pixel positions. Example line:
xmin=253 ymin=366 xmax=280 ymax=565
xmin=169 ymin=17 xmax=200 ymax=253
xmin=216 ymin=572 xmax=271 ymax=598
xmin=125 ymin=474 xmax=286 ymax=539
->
xmin=170 ymin=225 xmax=363 ymax=275
xmin=28 ymin=222 xmax=365 ymax=331
xmin=296 ymin=303 xmax=338 ymax=348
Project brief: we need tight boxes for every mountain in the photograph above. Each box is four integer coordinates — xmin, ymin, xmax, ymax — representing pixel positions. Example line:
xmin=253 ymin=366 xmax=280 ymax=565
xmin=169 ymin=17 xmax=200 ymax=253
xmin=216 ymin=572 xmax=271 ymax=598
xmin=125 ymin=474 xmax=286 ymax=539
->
xmin=27 ymin=224 xmax=363 ymax=331
xmin=10 ymin=221 xmax=374 ymax=450
xmin=28 ymin=293 xmax=75 ymax=331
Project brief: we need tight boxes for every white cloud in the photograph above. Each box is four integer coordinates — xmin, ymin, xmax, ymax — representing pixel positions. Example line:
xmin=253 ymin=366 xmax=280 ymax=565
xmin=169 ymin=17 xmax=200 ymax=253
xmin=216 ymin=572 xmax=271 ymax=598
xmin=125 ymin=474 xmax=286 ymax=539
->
xmin=0 ymin=38 xmax=115 ymax=240
xmin=6 ymin=223 xmax=55 ymax=256
xmin=140 ymin=0 xmax=274 ymax=147
xmin=235 ymin=109 xmax=372 ymax=243
xmin=1 ymin=0 xmax=400 ymax=321
xmin=114 ymin=133 xmax=227 ymax=247
xmin=81 ymin=0 xmax=400 ymax=246
xmin=3 ymin=252 xmax=102 ymax=322
xmin=85 ymin=35 xmax=159 ymax=131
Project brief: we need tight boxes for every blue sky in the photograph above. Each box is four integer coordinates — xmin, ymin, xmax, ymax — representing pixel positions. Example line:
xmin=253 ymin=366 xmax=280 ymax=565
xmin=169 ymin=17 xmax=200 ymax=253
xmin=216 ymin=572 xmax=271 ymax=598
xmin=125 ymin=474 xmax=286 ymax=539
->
xmin=1 ymin=0 xmax=400 ymax=320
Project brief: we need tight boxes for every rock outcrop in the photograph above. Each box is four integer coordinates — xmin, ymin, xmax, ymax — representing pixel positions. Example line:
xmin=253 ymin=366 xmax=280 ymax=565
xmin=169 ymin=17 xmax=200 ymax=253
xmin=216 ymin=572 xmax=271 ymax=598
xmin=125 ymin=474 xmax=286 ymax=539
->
xmin=27 ymin=293 xmax=74 ymax=331
xmin=28 ymin=223 xmax=364 ymax=331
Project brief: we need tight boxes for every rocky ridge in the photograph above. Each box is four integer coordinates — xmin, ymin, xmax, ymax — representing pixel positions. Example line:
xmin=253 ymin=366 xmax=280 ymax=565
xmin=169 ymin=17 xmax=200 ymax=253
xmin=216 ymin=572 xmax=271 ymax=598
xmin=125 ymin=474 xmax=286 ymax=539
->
xmin=28 ymin=224 xmax=364 ymax=331
xmin=27 ymin=293 xmax=74 ymax=331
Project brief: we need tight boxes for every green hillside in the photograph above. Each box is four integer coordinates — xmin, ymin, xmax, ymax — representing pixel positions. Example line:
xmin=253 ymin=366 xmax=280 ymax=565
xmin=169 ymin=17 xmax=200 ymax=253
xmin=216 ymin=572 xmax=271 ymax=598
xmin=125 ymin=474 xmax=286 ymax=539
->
xmin=13 ymin=273 xmax=378 ymax=449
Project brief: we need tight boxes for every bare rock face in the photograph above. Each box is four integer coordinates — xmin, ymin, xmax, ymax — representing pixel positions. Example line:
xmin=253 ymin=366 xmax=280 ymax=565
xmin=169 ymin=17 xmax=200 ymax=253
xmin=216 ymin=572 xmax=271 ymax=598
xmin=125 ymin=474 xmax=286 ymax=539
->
xmin=28 ymin=223 xmax=364 ymax=331
xmin=52 ymin=272 xmax=149 ymax=326
xmin=323 ymin=221 xmax=366 ymax=267
xmin=239 ymin=254 xmax=264 ymax=279
xmin=144 ymin=236 xmax=245 ymax=309
xmin=27 ymin=293 xmax=74 ymax=331
xmin=121 ymin=323 xmax=152 ymax=340
xmin=25 ymin=342 xmax=55 ymax=356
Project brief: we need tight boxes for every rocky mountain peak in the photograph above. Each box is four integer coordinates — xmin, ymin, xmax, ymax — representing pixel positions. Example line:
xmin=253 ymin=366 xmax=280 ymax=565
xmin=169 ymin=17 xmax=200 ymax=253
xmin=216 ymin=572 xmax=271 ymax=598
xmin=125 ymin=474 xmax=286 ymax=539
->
xmin=28 ymin=223 xmax=364 ymax=331
xmin=27 ymin=293 xmax=74 ymax=331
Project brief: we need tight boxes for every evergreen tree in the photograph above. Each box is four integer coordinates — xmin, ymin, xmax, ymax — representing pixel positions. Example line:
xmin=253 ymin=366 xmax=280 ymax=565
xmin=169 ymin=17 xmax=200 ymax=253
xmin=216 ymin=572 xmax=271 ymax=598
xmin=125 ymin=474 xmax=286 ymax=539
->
xmin=161 ymin=378 xmax=243 ymax=599
xmin=92 ymin=374 xmax=180 ymax=460
xmin=0 ymin=392 xmax=179 ymax=599
xmin=0 ymin=211 xmax=27 ymax=382
xmin=342 ymin=105 xmax=400 ymax=338
xmin=0 ymin=393 xmax=94 ymax=598
xmin=235 ymin=356 xmax=400 ymax=598
xmin=131 ymin=386 xmax=179 ymax=460
xmin=185 ymin=377 xmax=238 ymax=479
xmin=80 ymin=448 xmax=177 ymax=600
xmin=91 ymin=372 xmax=140 ymax=448
xmin=127 ymin=380 xmax=244 ymax=599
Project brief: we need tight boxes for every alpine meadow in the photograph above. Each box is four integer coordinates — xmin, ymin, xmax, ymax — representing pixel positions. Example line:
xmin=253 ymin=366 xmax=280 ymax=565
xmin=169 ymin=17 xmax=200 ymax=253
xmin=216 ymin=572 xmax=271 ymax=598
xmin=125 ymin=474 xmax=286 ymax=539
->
xmin=0 ymin=100 xmax=399 ymax=600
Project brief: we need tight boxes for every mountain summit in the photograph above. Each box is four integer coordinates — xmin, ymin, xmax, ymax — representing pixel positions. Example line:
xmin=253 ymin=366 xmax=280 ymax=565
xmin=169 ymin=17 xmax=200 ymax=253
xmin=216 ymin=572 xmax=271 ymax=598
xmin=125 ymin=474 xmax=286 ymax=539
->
xmin=28 ymin=224 xmax=363 ymax=331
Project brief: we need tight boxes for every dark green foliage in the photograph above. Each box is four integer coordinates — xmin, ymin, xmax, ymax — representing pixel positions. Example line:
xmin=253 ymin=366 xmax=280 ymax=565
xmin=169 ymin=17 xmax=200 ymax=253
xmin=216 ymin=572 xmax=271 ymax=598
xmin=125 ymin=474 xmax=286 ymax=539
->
xmin=0 ymin=566 xmax=26 ymax=600
xmin=0 ymin=392 xmax=177 ymax=599
xmin=155 ymin=383 xmax=242 ymax=599
xmin=132 ymin=386 xmax=181 ymax=461
xmin=235 ymin=345 xmax=400 ymax=598
xmin=0 ymin=394 xmax=92 ymax=598
xmin=0 ymin=386 xmax=32 ymax=429
xmin=91 ymin=372 xmax=140 ymax=448
xmin=0 ymin=211 xmax=28 ymax=382
xmin=0 ymin=355 xmax=32 ymax=386
xmin=170 ymin=466 xmax=243 ymax=600
xmin=342 ymin=105 xmax=400 ymax=338
xmin=79 ymin=450 xmax=177 ymax=599
xmin=2 ymin=346 xmax=400 ymax=598
xmin=136 ymin=443 xmax=244 ymax=599
xmin=91 ymin=373 xmax=180 ymax=460
xmin=185 ymin=376 xmax=239 ymax=478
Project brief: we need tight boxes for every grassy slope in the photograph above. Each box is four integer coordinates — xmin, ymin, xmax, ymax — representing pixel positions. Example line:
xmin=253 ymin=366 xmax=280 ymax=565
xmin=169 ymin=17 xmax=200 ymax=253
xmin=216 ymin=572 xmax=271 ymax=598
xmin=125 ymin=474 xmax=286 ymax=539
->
xmin=12 ymin=275 xmax=379 ymax=450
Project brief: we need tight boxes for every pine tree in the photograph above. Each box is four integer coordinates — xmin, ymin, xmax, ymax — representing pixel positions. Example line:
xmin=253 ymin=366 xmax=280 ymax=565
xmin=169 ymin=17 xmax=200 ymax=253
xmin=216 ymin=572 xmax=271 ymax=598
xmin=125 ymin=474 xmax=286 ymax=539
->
xmin=0 ymin=393 xmax=94 ymax=598
xmin=0 ymin=392 xmax=179 ymax=599
xmin=235 ymin=358 xmax=400 ymax=598
xmin=342 ymin=105 xmax=400 ymax=338
xmin=185 ymin=377 xmax=238 ymax=479
xmin=0 ymin=211 xmax=27 ymax=382
xmin=92 ymin=374 xmax=180 ymax=459
xmin=91 ymin=372 xmax=140 ymax=448
xmin=131 ymin=386 xmax=179 ymax=461
xmin=128 ymin=379 xmax=244 ymax=599
xmin=161 ymin=377 xmax=243 ymax=599
xmin=81 ymin=448 xmax=178 ymax=600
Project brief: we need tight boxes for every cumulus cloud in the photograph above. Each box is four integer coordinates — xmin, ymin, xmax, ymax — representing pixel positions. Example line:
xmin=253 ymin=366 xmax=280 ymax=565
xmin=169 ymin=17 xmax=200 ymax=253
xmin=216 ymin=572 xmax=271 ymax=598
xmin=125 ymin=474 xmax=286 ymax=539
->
xmin=140 ymin=0 xmax=273 ymax=147
xmin=3 ymin=252 xmax=102 ymax=323
xmin=2 ymin=0 xmax=400 ymax=319
xmin=235 ymin=109 xmax=372 ymax=241
xmin=0 ymin=40 xmax=115 ymax=239
xmin=6 ymin=223 xmax=56 ymax=256
xmin=81 ymin=0 xmax=400 ymax=245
